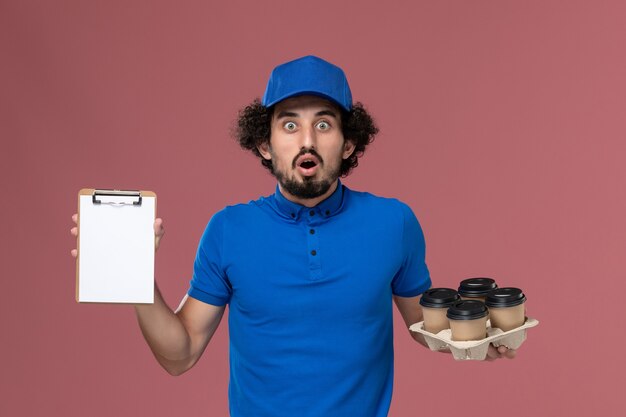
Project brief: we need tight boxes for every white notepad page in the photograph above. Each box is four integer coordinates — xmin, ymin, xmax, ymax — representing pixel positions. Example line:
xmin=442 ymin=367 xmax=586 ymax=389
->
xmin=78 ymin=193 xmax=155 ymax=303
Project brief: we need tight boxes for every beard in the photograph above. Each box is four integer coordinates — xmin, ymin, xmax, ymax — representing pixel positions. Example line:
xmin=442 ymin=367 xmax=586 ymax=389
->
xmin=271 ymin=148 xmax=342 ymax=200
xmin=274 ymin=169 xmax=339 ymax=199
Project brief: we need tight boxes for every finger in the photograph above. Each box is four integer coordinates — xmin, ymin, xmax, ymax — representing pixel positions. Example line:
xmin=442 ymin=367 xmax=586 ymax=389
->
xmin=71 ymin=249 xmax=77 ymax=258
xmin=485 ymin=344 xmax=500 ymax=361
xmin=72 ymin=213 xmax=77 ymax=224
xmin=489 ymin=345 xmax=517 ymax=360
xmin=503 ymin=348 xmax=517 ymax=359
xmin=154 ymin=218 xmax=164 ymax=236
xmin=71 ymin=227 xmax=78 ymax=236
xmin=154 ymin=218 xmax=164 ymax=251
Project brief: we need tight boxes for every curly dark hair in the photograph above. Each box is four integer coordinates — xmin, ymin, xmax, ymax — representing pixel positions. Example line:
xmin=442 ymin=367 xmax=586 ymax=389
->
xmin=233 ymin=98 xmax=379 ymax=177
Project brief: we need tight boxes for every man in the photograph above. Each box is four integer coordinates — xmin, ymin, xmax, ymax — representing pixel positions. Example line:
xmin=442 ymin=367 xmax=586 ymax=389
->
xmin=71 ymin=55 xmax=514 ymax=417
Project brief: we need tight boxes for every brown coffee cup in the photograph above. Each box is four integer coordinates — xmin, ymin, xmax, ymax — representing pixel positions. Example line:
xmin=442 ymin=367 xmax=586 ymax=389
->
xmin=447 ymin=300 xmax=489 ymax=341
xmin=457 ymin=277 xmax=498 ymax=302
xmin=485 ymin=287 xmax=526 ymax=331
xmin=419 ymin=288 xmax=460 ymax=334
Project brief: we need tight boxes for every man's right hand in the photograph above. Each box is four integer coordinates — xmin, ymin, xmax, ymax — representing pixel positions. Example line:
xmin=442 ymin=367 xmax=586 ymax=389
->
xmin=70 ymin=213 xmax=165 ymax=257
xmin=70 ymin=212 xmax=223 ymax=375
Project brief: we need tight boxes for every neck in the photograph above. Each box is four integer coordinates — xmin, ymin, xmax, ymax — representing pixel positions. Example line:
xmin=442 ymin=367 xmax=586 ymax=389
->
xmin=278 ymin=180 xmax=339 ymax=208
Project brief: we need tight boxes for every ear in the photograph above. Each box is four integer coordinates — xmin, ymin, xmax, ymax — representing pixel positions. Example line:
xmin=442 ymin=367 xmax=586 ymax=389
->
xmin=257 ymin=141 xmax=272 ymax=160
xmin=342 ymin=139 xmax=356 ymax=160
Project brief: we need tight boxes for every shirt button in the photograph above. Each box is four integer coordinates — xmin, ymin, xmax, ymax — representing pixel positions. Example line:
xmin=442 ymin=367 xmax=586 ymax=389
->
xmin=309 ymin=210 xmax=315 ymax=216
xmin=309 ymin=229 xmax=315 ymax=235
xmin=290 ymin=213 xmax=295 ymax=218
xmin=325 ymin=210 xmax=330 ymax=216
xmin=311 ymin=250 xmax=317 ymax=256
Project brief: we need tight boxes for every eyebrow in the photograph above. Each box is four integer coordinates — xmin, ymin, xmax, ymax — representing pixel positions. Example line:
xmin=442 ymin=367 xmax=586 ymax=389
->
xmin=275 ymin=109 xmax=339 ymax=120
xmin=315 ymin=110 xmax=338 ymax=119
xmin=275 ymin=111 xmax=299 ymax=119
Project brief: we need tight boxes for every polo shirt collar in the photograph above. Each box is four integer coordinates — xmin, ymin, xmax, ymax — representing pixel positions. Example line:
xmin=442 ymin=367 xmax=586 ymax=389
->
xmin=272 ymin=180 xmax=346 ymax=221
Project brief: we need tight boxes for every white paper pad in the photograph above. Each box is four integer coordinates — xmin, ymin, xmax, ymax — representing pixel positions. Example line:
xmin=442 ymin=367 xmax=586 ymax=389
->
xmin=77 ymin=191 xmax=155 ymax=303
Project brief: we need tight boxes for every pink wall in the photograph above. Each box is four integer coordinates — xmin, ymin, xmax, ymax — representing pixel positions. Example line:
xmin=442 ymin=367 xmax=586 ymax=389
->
xmin=2 ymin=1 xmax=625 ymax=416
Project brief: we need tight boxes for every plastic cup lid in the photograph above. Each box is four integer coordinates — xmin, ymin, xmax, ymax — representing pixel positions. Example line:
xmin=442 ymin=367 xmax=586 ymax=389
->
xmin=446 ymin=300 xmax=489 ymax=320
xmin=485 ymin=287 xmax=526 ymax=308
xmin=457 ymin=277 xmax=498 ymax=297
xmin=419 ymin=288 xmax=460 ymax=308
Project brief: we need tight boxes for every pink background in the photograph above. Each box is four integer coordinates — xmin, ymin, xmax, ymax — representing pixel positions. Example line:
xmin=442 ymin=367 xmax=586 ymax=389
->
xmin=2 ymin=1 xmax=625 ymax=416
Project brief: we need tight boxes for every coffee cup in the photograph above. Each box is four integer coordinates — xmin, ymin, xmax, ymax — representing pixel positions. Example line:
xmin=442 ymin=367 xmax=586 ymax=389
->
xmin=485 ymin=287 xmax=527 ymax=331
xmin=458 ymin=277 xmax=498 ymax=302
xmin=419 ymin=288 xmax=460 ymax=334
xmin=447 ymin=300 xmax=489 ymax=341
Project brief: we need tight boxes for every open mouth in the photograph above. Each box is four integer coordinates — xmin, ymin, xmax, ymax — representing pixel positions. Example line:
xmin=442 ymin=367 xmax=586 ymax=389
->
xmin=300 ymin=160 xmax=317 ymax=169
xmin=295 ymin=154 xmax=321 ymax=176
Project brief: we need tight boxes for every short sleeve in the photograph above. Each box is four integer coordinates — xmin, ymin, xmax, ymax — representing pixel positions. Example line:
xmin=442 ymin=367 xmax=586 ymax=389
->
xmin=187 ymin=210 xmax=232 ymax=306
xmin=391 ymin=202 xmax=432 ymax=297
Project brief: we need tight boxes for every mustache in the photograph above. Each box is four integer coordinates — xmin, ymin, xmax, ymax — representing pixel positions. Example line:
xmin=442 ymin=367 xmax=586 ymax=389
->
xmin=291 ymin=148 xmax=324 ymax=169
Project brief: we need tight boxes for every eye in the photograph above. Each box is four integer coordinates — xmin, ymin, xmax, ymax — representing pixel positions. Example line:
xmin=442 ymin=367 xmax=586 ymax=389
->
xmin=316 ymin=121 xmax=330 ymax=131
xmin=284 ymin=121 xmax=297 ymax=131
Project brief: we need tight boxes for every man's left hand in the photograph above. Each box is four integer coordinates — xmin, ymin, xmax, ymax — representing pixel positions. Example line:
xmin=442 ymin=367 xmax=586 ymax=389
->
xmin=485 ymin=344 xmax=516 ymax=361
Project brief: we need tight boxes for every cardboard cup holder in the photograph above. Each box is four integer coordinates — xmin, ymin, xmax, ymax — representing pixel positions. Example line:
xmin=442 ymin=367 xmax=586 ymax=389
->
xmin=409 ymin=317 xmax=539 ymax=360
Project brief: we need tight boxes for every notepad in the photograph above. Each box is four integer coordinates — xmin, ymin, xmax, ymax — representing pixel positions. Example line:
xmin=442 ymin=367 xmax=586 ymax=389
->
xmin=76 ymin=189 xmax=156 ymax=303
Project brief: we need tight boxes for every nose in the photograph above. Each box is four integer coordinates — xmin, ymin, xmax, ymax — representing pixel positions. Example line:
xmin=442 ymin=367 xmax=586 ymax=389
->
xmin=300 ymin=124 xmax=317 ymax=149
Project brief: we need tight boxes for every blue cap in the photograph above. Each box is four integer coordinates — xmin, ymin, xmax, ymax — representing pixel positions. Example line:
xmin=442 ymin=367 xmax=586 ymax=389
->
xmin=262 ymin=55 xmax=353 ymax=111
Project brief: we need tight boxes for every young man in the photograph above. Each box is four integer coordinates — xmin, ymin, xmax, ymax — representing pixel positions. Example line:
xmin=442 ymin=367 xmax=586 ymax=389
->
xmin=71 ymin=55 xmax=513 ymax=417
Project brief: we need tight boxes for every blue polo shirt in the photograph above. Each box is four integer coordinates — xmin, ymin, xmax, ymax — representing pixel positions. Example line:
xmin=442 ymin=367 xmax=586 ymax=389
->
xmin=188 ymin=182 xmax=431 ymax=417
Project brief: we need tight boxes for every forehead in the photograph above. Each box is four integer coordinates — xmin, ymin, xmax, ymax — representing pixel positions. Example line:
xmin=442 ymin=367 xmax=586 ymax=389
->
xmin=272 ymin=95 xmax=341 ymax=117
